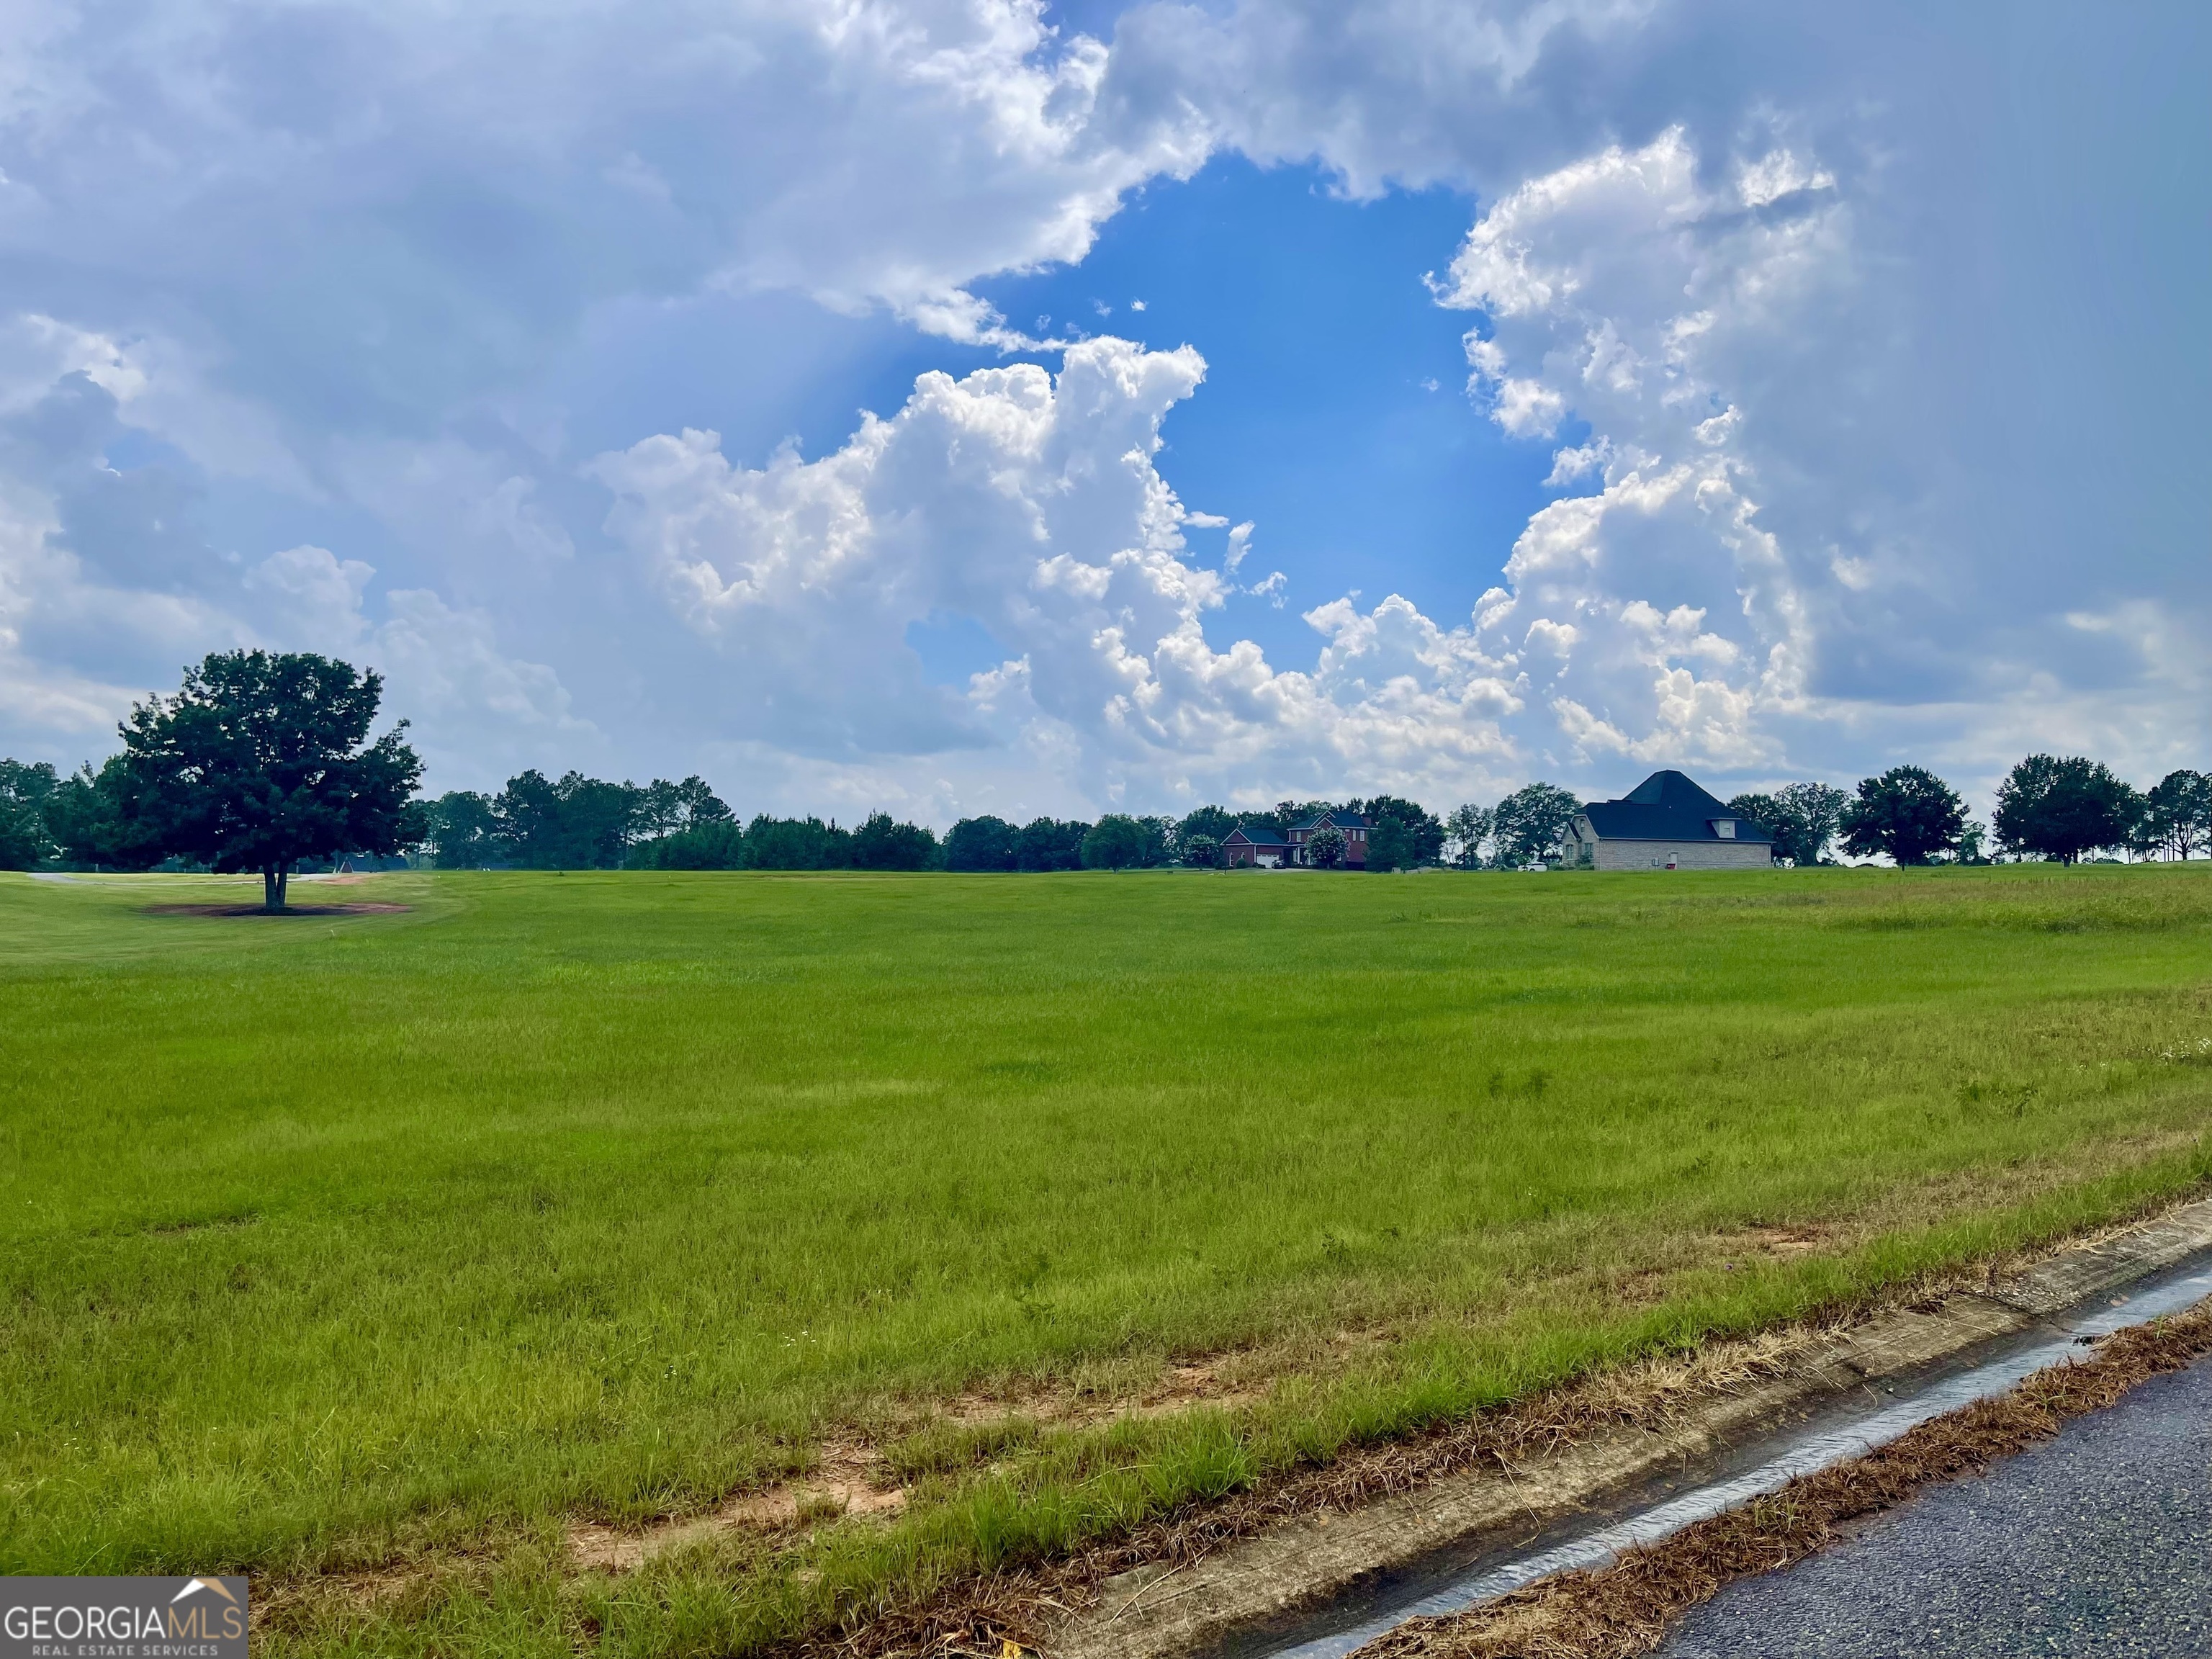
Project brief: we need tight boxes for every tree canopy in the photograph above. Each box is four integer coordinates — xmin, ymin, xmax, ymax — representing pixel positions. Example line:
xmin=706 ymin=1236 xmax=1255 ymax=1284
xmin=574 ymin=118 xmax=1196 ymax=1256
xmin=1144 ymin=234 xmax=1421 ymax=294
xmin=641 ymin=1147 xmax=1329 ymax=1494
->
xmin=2139 ymin=770 xmax=2211 ymax=861
xmin=1840 ymin=765 xmax=1965 ymax=866
xmin=1014 ymin=817 xmax=1090 ymax=871
xmin=110 ymin=651 xmax=423 ymax=909
xmin=943 ymin=814 xmax=1019 ymax=872
xmin=1444 ymin=803 xmax=1493 ymax=868
xmin=419 ymin=790 xmax=500 ymax=868
xmin=850 ymin=811 xmax=940 ymax=871
xmin=1993 ymin=754 xmax=2141 ymax=864
xmin=0 ymin=760 xmax=59 ymax=870
xmin=628 ymin=819 xmax=746 ymax=870
xmin=1775 ymin=782 xmax=1848 ymax=865
xmin=1079 ymin=814 xmax=1158 ymax=870
xmin=1357 ymin=795 xmax=1444 ymax=869
xmin=1174 ymin=805 xmax=1242 ymax=850
xmin=1492 ymin=783 xmax=1581 ymax=866
xmin=1730 ymin=782 xmax=1848 ymax=866
xmin=495 ymin=770 xmax=640 ymax=869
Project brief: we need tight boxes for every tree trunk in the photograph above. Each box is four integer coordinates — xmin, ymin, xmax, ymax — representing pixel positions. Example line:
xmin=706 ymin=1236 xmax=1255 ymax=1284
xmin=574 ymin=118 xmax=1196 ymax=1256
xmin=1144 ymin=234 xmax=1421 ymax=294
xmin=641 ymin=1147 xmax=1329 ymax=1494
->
xmin=264 ymin=866 xmax=289 ymax=912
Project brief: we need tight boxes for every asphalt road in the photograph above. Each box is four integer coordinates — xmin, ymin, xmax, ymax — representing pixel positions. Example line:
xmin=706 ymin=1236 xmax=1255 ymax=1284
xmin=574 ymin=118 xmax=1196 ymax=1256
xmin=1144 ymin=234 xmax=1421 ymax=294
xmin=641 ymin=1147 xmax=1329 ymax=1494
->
xmin=1658 ymin=1352 xmax=2212 ymax=1658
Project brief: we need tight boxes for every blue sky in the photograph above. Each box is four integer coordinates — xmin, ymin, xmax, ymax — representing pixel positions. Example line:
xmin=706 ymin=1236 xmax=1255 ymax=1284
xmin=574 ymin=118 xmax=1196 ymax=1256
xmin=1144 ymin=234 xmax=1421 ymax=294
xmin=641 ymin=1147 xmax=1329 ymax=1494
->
xmin=0 ymin=0 xmax=2203 ymax=824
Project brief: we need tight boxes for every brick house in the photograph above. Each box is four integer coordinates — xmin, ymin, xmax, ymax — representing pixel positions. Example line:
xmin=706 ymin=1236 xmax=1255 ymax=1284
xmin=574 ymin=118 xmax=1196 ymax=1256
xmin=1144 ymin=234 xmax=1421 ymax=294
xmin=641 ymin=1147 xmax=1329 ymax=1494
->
xmin=1566 ymin=770 xmax=1776 ymax=871
xmin=1287 ymin=809 xmax=1373 ymax=868
xmin=1222 ymin=825 xmax=1292 ymax=868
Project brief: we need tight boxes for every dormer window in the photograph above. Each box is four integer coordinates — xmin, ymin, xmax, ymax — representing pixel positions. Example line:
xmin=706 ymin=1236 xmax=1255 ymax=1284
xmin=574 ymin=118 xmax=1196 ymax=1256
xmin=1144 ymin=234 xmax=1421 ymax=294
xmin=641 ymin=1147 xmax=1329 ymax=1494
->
xmin=1712 ymin=818 xmax=1737 ymax=838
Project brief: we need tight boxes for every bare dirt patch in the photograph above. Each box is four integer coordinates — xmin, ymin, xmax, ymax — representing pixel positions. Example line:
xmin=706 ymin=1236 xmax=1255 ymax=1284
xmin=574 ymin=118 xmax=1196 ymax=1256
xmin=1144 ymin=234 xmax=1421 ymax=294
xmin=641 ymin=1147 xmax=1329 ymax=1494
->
xmin=143 ymin=902 xmax=412 ymax=918
xmin=567 ymin=1443 xmax=908 ymax=1574
xmin=565 ymin=1361 xmax=1277 ymax=1578
xmin=1354 ymin=1303 xmax=2212 ymax=1659
xmin=1722 ymin=1225 xmax=1827 ymax=1259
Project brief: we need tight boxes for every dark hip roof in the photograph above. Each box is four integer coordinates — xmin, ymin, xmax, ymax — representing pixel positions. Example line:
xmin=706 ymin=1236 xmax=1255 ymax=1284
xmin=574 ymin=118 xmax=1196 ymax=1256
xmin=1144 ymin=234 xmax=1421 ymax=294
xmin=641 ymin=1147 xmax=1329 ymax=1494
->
xmin=1581 ymin=770 xmax=1776 ymax=844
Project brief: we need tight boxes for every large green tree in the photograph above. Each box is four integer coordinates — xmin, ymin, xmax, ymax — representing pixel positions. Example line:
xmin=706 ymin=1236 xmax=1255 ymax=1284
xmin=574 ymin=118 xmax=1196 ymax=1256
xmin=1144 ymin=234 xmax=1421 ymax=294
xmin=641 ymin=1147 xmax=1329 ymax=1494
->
xmin=112 ymin=651 xmax=422 ymax=909
xmin=493 ymin=770 xmax=644 ymax=868
xmin=2139 ymin=769 xmax=2211 ymax=861
xmin=40 ymin=759 xmax=161 ymax=871
xmin=1992 ymin=755 xmax=2140 ymax=865
xmin=1775 ymin=781 xmax=1849 ymax=865
xmin=943 ymin=815 xmax=1019 ymax=872
xmin=1365 ymin=819 xmax=1413 ymax=871
xmin=1080 ymin=814 xmax=1156 ymax=870
xmin=635 ymin=775 xmax=733 ymax=840
xmin=1492 ymin=783 xmax=1581 ymax=866
xmin=741 ymin=815 xmax=852 ymax=870
xmin=1444 ymin=803 xmax=1493 ymax=869
xmin=850 ymin=812 xmax=939 ymax=871
xmin=1358 ymin=795 xmax=1444 ymax=868
xmin=1015 ymin=817 xmax=1089 ymax=871
xmin=0 ymin=760 xmax=59 ymax=869
xmin=420 ymin=791 xmax=498 ymax=868
xmin=1840 ymin=765 xmax=1965 ymax=866
xmin=1730 ymin=783 xmax=1848 ymax=866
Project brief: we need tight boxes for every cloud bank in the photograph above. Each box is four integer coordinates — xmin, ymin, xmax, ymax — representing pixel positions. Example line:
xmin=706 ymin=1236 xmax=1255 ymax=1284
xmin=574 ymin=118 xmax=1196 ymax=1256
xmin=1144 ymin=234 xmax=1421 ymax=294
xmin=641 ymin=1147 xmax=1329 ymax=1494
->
xmin=0 ymin=0 xmax=2201 ymax=815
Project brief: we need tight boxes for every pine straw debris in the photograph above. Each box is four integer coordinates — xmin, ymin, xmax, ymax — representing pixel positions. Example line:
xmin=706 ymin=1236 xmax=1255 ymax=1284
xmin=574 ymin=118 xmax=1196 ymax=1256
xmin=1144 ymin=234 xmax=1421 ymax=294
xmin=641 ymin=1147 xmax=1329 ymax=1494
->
xmin=1353 ymin=1303 xmax=2212 ymax=1659
xmin=771 ymin=1329 xmax=1827 ymax=1659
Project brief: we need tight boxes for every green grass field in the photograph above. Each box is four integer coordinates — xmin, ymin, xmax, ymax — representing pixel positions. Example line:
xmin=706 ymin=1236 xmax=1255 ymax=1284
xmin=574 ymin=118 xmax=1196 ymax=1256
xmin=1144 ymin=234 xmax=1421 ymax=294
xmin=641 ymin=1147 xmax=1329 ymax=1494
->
xmin=5 ymin=863 xmax=2211 ymax=1655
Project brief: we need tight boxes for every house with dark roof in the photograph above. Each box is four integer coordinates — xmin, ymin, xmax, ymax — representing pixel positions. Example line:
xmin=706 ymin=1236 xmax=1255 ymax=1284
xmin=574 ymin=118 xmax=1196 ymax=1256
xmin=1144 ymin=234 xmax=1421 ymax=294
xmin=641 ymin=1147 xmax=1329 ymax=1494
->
xmin=1221 ymin=825 xmax=1292 ymax=868
xmin=1567 ymin=771 xmax=1776 ymax=871
xmin=1288 ymin=808 xmax=1373 ymax=867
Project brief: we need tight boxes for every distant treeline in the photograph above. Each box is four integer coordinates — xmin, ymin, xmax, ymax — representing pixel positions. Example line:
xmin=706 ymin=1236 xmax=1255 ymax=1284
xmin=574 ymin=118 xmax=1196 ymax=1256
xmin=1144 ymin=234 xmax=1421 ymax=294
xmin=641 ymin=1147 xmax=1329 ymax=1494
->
xmin=8 ymin=651 xmax=2202 ymax=881
xmin=6 ymin=750 xmax=2208 ymax=875
xmin=415 ymin=773 xmax=948 ymax=871
xmin=1725 ymin=761 xmax=2212 ymax=868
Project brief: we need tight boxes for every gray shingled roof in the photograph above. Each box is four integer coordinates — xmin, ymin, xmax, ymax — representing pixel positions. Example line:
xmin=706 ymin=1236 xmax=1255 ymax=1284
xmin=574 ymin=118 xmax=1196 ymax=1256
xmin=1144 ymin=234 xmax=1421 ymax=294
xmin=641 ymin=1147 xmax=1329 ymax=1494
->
xmin=1224 ymin=825 xmax=1290 ymax=848
xmin=1580 ymin=770 xmax=1776 ymax=844
xmin=1292 ymin=809 xmax=1371 ymax=832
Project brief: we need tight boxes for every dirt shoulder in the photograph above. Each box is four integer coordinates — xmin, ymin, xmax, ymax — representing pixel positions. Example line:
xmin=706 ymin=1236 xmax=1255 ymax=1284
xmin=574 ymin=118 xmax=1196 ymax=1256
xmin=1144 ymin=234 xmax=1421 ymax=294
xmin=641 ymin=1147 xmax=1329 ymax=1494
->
xmin=994 ymin=1196 xmax=2212 ymax=1659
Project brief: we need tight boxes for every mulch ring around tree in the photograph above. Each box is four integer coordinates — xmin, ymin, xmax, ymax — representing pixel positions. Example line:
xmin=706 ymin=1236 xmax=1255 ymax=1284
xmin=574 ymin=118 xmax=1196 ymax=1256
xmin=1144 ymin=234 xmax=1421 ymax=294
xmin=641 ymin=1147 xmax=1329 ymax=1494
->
xmin=143 ymin=903 xmax=413 ymax=918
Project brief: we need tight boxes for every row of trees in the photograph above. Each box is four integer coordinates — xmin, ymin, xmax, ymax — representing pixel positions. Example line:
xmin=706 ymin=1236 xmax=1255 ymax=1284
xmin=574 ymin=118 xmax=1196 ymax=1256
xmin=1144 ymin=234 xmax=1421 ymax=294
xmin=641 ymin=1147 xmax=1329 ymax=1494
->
xmin=629 ymin=811 xmax=942 ymax=872
xmin=5 ymin=652 xmax=2208 ymax=909
xmin=420 ymin=773 xmax=727 ymax=869
xmin=1746 ymin=760 xmax=2212 ymax=868
xmin=940 ymin=796 xmax=1462 ymax=873
xmin=417 ymin=776 xmax=948 ymax=872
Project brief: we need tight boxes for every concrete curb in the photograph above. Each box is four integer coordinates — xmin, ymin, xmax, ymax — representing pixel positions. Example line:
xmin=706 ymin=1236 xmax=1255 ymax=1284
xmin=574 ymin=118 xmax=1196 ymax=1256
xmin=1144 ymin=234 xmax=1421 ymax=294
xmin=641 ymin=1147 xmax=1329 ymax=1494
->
xmin=1042 ymin=1197 xmax=2212 ymax=1659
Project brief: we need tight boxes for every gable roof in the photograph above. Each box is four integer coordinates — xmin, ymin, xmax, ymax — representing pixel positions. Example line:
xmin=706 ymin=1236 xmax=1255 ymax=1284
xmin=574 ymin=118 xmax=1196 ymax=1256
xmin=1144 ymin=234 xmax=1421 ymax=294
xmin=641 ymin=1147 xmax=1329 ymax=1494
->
xmin=1580 ymin=770 xmax=1776 ymax=844
xmin=1223 ymin=825 xmax=1290 ymax=849
xmin=1291 ymin=809 xmax=1371 ymax=832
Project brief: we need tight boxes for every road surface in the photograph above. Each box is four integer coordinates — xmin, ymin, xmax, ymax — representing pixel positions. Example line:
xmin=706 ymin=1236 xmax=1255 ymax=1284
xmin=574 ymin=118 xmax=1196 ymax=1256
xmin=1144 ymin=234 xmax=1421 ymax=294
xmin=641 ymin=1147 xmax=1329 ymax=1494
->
xmin=1658 ymin=1351 xmax=2212 ymax=1658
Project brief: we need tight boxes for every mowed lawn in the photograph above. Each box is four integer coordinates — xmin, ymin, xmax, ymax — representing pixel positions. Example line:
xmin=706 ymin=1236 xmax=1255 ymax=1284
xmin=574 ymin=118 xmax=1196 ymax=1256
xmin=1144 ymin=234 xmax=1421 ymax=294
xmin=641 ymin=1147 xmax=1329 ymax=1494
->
xmin=5 ymin=865 xmax=2211 ymax=1650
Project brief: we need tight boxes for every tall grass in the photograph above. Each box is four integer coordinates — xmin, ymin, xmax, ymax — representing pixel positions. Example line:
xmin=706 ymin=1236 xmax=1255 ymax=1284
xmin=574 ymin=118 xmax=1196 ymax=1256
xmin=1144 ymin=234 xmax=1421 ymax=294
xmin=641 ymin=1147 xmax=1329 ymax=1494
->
xmin=3 ymin=863 xmax=2209 ymax=1651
